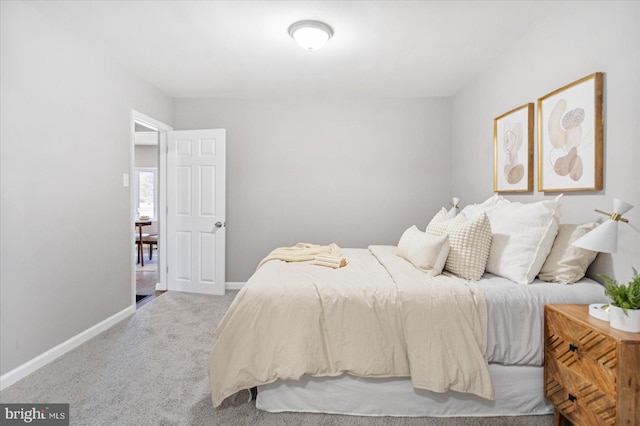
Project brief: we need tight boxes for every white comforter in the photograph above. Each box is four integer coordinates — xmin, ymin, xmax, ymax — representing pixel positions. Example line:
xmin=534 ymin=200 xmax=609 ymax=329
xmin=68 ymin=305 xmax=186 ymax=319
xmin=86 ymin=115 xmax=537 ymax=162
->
xmin=209 ymin=246 xmax=495 ymax=407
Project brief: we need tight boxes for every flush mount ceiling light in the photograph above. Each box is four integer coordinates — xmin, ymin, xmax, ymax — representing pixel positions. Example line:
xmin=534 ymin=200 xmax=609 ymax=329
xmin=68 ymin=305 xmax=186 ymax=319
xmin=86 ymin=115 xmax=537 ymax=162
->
xmin=288 ymin=20 xmax=333 ymax=51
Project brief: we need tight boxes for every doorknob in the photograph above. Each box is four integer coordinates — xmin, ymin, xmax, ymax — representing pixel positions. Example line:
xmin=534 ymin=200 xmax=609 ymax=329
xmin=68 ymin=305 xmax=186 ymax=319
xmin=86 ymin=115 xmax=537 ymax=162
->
xmin=215 ymin=221 xmax=224 ymax=229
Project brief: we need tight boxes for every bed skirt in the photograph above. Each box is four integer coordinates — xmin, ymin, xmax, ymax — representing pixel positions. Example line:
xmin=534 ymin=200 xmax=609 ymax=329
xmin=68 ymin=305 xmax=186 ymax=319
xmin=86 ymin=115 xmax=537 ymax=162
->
xmin=256 ymin=363 xmax=552 ymax=417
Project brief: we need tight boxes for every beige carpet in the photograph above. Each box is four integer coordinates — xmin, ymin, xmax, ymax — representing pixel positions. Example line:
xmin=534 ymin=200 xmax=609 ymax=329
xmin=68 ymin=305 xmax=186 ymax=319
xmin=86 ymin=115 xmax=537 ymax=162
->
xmin=0 ymin=292 xmax=553 ymax=425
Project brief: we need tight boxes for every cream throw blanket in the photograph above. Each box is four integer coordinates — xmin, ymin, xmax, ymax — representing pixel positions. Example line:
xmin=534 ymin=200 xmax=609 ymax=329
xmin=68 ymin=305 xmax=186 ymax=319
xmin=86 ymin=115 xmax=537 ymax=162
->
xmin=257 ymin=242 xmax=342 ymax=269
xmin=210 ymin=246 xmax=494 ymax=407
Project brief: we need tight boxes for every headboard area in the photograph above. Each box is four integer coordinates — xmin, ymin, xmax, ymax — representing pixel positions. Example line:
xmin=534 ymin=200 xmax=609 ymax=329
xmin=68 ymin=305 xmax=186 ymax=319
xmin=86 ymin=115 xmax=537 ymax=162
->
xmin=456 ymin=194 xmax=637 ymax=286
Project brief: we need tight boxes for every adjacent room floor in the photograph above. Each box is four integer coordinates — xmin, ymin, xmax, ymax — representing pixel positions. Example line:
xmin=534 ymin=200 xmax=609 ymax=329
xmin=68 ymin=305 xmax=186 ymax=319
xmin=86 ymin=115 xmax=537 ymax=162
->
xmin=136 ymin=249 xmax=164 ymax=306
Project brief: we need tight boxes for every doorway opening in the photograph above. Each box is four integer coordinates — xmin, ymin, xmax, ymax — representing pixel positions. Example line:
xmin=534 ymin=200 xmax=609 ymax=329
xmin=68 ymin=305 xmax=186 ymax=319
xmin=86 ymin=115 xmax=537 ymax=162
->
xmin=134 ymin=123 xmax=160 ymax=305
xmin=130 ymin=111 xmax=226 ymax=299
xmin=130 ymin=110 xmax=172 ymax=308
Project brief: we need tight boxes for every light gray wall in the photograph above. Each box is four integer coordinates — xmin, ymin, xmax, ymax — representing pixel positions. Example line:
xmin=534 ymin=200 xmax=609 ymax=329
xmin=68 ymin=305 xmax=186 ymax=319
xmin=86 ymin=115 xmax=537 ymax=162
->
xmin=0 ymin=2 xmax=173 ymax=375
xmin=451 ymin=1 xmax=640 ymax=282
xmin=173 ymin=98 xmax=452 ymax=282
xmin=135 ymin=144 xmax=159 ymax=168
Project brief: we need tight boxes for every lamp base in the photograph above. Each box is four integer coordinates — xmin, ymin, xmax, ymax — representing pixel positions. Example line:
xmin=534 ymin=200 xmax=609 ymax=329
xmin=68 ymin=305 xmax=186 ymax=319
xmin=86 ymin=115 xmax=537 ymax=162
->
xmin=589 ymin=303 xmax=610 ymax=322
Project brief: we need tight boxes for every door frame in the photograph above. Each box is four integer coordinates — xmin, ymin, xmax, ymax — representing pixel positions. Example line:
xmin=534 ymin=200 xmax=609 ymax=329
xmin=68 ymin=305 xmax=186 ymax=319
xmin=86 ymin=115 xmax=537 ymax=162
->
xmin=130 ymin=110 xmax=172 ymax=305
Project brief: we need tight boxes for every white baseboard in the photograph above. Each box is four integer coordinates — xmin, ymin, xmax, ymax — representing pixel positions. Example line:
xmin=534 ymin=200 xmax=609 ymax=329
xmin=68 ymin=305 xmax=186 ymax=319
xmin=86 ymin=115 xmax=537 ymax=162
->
xmin=0 ymin=305 xmax=135 ymax=391
xmin=226 ymin=282 xmax=245 ymax=290
xmin=169 ymin=281 xmax=228 ymax=295
xmin=170 ymin=282 xmax=245 ymax=293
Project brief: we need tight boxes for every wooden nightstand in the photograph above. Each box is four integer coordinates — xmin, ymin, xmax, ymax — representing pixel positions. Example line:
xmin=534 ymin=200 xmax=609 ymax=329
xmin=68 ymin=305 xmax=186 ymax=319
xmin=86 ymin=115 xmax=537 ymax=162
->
xmin=544 ymin=304 xmax=640 ymax=426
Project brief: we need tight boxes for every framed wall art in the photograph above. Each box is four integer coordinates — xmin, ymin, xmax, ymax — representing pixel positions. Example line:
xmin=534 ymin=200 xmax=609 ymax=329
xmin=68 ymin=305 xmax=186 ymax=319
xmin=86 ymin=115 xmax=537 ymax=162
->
xmin=537 ymin=72 xmax=603 ymax=192
xmin=493 ymin=103 xmax=534 ymax=192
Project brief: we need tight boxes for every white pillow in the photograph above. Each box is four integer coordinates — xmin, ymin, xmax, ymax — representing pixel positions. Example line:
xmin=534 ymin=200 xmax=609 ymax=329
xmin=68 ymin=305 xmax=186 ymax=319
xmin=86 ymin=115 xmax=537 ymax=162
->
xmin=538 ymin=223 xmax=598 ymax=284
xmin=459 ymin=194 xmax=507 ymax=220
xmin=396 ymin=225 xmax=450 ymax=275
xmin=427 ymin=207 xmax=465 ymax=230
xmin=485 ymin=195 xmax=563 ymax=284
xmin=426 ymin=210 xmax=493 ymax=281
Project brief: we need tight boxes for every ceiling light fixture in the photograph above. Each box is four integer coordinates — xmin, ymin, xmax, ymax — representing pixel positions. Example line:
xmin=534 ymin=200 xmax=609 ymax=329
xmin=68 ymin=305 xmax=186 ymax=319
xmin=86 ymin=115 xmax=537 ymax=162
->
xmin=288 ymin=20 xmax=333 ymax=51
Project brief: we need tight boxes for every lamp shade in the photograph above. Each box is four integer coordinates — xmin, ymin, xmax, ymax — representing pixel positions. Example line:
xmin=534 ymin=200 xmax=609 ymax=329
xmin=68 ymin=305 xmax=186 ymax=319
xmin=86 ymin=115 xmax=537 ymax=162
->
xmin=612 ymin=198 xmax=634 ymax=217
xmin=572 ymin=197 xmax=634 ymax=253
xmin=572 ymin=220 xmax=619 ymax=253
xmin=448 ymin=197 xmax=460 ymax=218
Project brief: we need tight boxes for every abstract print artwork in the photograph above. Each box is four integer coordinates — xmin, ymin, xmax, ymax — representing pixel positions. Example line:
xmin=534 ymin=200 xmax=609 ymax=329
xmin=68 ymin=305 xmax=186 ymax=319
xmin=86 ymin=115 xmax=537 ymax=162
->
xmin=494 ymin=103 xmax=533 ymax=192
xmin=538 ymin=73 xmax=603 ymax=192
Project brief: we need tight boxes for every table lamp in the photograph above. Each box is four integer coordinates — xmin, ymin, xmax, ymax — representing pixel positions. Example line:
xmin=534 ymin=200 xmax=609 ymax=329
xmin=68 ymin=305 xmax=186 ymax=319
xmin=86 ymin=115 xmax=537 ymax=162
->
xmin=572 ymin=198 xmax=636 ymax=321
xmin=448 ymin=197 xmax=460 ymax=218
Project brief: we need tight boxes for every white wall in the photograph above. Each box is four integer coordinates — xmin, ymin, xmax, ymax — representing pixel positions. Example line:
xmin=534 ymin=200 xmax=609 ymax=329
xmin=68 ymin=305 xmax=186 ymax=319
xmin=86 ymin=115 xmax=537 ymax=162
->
xmin=135 ymin=144 xmax=159 ymax=168
xmin=451 ymin=1 xmax=640 ymax=282
xmin=0 ymin=2 xmax=172 ymax=375
xmin=174 ymin=98 xmax=451 ymax=281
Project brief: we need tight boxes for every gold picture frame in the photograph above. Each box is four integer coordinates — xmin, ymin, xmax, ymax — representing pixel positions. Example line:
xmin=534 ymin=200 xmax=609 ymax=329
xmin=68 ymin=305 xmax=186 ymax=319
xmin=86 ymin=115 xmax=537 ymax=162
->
xmin=537 ymin=72 xmax=603 ymax=192
xmin=493 ymin=103 xmax=534 ymax=192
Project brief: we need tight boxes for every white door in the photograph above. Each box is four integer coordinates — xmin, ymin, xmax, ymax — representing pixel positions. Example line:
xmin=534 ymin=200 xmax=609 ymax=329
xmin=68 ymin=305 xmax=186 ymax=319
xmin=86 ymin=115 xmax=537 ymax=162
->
xmin=166 ymin=129 xmax=226 ymax=295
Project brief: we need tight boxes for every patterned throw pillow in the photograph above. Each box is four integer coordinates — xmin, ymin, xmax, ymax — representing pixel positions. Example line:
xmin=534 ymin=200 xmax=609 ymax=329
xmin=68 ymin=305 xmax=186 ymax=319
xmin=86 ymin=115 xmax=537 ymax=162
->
xmin=426 ymin=209 xmax=493 ymax=280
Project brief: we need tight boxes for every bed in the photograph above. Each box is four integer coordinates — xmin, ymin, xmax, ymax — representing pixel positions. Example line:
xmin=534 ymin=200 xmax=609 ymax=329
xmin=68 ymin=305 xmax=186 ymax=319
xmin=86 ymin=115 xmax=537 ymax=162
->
xmin=209 ymin=195 xmax=609 ymax=417
xmin=253 ymin=267 xmax=607 ymax=417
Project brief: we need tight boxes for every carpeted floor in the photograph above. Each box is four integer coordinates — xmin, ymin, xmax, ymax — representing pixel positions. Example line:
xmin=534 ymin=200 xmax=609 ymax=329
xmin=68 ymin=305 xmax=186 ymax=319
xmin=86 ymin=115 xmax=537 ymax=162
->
xmin=0 ymin=292 xmax=553 ymax=425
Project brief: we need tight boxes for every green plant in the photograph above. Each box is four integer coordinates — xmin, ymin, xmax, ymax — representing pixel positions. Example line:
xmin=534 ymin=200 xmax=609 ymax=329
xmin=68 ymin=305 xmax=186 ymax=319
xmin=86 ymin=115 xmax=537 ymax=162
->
xmin=600 ymin=268 xmax=640 ymax=314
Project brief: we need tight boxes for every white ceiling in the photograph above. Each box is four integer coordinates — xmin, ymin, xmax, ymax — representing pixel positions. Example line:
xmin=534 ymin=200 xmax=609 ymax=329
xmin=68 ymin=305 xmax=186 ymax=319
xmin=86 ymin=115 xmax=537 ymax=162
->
xmin=27 ymin=1 xmax=562 ymax=99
